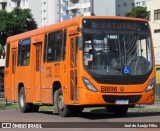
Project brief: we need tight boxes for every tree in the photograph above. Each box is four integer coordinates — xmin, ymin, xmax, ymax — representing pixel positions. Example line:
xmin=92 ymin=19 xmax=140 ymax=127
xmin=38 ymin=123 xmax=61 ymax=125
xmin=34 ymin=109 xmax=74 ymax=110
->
xmin=0 ymin=8 xmax=37 ymax=46
xmin=125 ymin=6 xmax=148 ymax=19
xmin=0 ymin=10 xmax=11 ymax=46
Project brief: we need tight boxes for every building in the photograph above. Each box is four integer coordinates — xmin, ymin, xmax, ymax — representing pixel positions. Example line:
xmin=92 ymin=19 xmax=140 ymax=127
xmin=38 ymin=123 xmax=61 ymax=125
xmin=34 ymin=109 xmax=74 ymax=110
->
xmin=41 ymin=0 xmax=60 ymax=27
xmin=2 ymin=0 xmax=42 ymax=28
xmin=61 ymin=0 xmax=134 ymax=21
xmin=134 ymin=0 xmax=147 ymax=7
xmin=1 ymin=0 xmax=135 ymax=27
xmin=61 ymin=0 xmax=91 ymax=21
xmin=115 ymin=0 xmax=134 ymax=16
xmin=0 ymin=0 xmax=7 ymax=10
xmin=147 ymin=0 xmax=160 ymax=65
xmin=0 ymin=0 xmax=61 ymax=28
xmin=0 ymin=0 xmax=43 ymax=28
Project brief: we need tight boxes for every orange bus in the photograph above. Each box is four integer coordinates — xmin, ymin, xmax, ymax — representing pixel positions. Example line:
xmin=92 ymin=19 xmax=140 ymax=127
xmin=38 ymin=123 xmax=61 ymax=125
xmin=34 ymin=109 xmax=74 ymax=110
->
xmin=4 ymin=16 xmax=155 ymax=117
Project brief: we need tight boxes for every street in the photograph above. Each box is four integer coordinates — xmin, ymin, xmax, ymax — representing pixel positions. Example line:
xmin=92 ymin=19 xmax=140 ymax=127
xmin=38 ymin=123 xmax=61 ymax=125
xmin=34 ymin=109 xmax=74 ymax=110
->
xmin=0 ymin=109 xmax=160 ymax=131
xmin=1 ymin=109 xmax=160 ymax=122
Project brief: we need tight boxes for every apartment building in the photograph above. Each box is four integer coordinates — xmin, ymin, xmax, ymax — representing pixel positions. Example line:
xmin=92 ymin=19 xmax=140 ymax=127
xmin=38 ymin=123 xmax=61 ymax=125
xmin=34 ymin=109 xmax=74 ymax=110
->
xmin=147 ymin=0 xmax=160 ymax=64
xmin=0 ymin=0 xmax=42 ymax=27
xmin=134 ymin=0 xmax=147 ymax=7
xmin=5 ymin=0 xmax=29 ymax=12
xmin=116 ymin=0 xmax=134 ymax=16
xmin=0 ymin=0 xmax=7 ymax=10
xmin=61 ymin=0 xmax=134 ymax=21
xmin=1 ymin=0 xmax=135 ymax=27
xmin=61 ymin=0 xmax=91 ymax=21
xmin=41 ymin=0 xmax=59 ymax=27
xmin=0 ymin=0 xmax=62 ymax=27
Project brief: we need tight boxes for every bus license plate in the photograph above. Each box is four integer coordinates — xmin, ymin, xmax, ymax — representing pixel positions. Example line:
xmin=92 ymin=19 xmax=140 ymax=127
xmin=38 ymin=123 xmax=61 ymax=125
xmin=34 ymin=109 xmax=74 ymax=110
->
xmin=115 ymin=100 xmax=129 ymax=105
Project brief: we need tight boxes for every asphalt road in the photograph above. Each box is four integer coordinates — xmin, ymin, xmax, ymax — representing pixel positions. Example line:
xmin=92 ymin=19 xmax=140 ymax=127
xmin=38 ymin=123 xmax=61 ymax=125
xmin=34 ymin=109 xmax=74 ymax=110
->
xmin=0 ymin=109 xmax=160 ymax=131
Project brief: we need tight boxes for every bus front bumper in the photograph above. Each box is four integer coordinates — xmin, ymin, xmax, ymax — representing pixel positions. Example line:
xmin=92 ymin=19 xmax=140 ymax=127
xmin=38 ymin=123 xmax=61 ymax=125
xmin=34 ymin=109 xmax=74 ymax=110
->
xmin=78 ymin=88 xmax=155 ymax=106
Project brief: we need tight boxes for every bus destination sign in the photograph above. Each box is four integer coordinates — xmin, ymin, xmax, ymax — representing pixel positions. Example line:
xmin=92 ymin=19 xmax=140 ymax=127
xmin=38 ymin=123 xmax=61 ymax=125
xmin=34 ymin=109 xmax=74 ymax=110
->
xmin=82 ymin=19 xmax=149 ymax=31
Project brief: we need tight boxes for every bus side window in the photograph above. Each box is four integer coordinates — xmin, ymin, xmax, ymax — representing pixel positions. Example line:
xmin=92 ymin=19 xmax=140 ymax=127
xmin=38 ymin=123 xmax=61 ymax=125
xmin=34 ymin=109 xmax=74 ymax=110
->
xmin=62 ymin=29 xmax=67 ymax=60
xmin=43 ymin=34 xmax=48 ymax=63
xmin=47 ymin=30 xmax=63 ymax=62
xmin=5 ymin=44 xmax=10 ymax=68
xmin=19 ymin=39 xmax=31 ymax=66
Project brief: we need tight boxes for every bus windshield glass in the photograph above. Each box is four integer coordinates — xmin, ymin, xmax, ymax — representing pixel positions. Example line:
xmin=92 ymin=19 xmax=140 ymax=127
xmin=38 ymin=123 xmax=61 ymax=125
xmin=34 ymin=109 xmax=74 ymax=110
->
xmin=82 ymin=19 xmax=152 ymax=76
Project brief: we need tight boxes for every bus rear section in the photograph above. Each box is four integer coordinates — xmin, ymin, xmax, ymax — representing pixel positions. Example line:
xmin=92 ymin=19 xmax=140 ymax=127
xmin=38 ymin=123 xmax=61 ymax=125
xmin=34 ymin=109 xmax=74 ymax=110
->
xmin=4 ymin=16 xmax=155 ymax=117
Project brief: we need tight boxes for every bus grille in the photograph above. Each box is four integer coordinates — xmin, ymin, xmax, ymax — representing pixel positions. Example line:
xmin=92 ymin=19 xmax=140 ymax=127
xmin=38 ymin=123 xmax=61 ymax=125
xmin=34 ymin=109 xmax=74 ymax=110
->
xmin=94 ymin=77 xmax=147 ymax=85
xmin=102 ymin=95 xmax=142 ymax=104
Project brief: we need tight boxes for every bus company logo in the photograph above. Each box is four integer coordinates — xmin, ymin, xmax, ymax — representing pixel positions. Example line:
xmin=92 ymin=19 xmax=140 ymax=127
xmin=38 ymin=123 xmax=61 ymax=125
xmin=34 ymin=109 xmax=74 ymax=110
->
xmin=2 ymin=123 xmax=11 ymax=128
xmin=120 ymin=87 xmax=124 ymax=92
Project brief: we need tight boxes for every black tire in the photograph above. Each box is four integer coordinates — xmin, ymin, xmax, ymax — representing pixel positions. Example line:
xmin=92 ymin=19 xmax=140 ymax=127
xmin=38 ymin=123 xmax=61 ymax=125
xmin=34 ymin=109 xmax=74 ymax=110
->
xmin=107 ymin=105 xmax=128 ymax=116
xmin=31 ymin=105 xmax=39 ymax=112
xmin=56 ymin=88 xmax=71 ymax=117
xmin=69 ymin=106 xmax=84 ymax=115
xmin=129 ymin=104 xmax=136 ymax=108
xmin=18 ymin=87 xmax=32 ymax=113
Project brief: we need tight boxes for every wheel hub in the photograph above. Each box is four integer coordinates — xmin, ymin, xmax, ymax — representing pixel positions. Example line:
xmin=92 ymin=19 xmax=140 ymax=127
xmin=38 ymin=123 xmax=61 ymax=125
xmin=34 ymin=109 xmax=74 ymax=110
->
xmin=58 ymin=95 xmax=64 ymax=110
xmin=20 ymin=94 xmax=24 ymax=108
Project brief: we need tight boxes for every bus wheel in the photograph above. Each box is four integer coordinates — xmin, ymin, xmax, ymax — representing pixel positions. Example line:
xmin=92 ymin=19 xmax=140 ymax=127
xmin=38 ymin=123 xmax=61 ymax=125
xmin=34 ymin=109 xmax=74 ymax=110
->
xmin=69 ymin=106 xmax=84 ymax=115
xmin=18 ymin=87 xmax=32 ymax=113
xmin=31 ymin=105 xmax=39 ymax=112
xmin=56 ymin=88 xmax=71 ymax=117
xmin=107 ymin=105 xmax=128 ymax=116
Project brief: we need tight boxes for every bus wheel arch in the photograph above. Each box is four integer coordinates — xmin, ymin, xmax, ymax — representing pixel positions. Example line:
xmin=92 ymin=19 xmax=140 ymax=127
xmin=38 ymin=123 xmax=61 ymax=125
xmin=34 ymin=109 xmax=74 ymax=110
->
xmin=52 ymin=81 xmax=71 ymax=117
xmin=18 ymin=83 xmax=24 ymax=94
xmin=18 ymin=83 xmax=32 ymax=113
xmin=52 ymin=81 xmax=62 ymax=103
xmin=52 ymin=81 xmax=61 ymax=114
xmin=56 ymin=88 xmax=71 ymax=117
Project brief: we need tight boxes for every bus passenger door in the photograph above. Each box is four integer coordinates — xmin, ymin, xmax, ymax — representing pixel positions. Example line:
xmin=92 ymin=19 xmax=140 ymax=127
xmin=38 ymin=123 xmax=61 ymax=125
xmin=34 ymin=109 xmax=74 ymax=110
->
xmin=11 ymin=49 xmax=17 ymax=101
xmin=68 ymin=36 xmax=78 ymax=104
xmin=33 ymin=43 xmax=42 ymax=102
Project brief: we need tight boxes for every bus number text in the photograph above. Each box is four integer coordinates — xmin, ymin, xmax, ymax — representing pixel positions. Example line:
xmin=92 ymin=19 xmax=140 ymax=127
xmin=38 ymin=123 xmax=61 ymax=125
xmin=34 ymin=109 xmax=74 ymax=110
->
xmin=101 ymin=86 xmax=117 ymax=92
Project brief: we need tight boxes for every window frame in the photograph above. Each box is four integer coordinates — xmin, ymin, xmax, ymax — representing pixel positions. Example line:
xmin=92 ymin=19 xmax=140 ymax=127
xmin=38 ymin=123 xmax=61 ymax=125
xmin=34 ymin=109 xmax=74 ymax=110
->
xmin=44 ymin=30 xmax=66 ymax=63
xmin=18 ymin=38 xmax=31 ymax=66
xmin=154 ymin=9 xmax=160 ymax=20
xmin=5 ymin=44 xmax=10 ymax=68
xmin=147 ymin=11 xmax=151 ymax=21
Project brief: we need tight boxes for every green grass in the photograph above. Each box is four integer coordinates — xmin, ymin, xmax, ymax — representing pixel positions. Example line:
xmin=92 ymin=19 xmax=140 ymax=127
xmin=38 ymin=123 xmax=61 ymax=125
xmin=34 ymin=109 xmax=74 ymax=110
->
xmin=39 ymin=105 xmax=53 ymax=111
xmin=0 ymin=103 xmax=19 ymax=110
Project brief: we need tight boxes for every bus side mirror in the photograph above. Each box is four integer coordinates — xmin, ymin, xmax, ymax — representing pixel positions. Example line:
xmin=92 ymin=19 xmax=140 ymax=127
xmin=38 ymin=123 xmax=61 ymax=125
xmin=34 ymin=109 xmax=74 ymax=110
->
xmin=76 ymin=36 xmax=83 ymax=50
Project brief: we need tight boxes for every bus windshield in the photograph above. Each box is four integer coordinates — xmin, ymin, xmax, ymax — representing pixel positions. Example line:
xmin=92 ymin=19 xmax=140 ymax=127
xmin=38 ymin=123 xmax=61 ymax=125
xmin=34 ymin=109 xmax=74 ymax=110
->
xmin=83 ymin=19 xmax=152 ymax=76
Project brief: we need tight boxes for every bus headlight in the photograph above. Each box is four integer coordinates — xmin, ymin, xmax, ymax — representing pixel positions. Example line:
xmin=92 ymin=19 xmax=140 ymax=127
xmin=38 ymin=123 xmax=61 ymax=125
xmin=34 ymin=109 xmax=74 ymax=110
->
xmin=82 ymin=77 xmax=98 ymax=92
xmin=145 ymin=78 xmax=155 ymax=92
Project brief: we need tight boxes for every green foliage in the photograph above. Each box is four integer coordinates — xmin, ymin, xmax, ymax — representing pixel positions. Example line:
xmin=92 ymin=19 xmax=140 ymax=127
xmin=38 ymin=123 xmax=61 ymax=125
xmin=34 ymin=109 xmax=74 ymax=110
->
xmin=0 ymin=8 xmax=37 ymax=46
xmin=125 ymin=6 xmax=148 ymax=19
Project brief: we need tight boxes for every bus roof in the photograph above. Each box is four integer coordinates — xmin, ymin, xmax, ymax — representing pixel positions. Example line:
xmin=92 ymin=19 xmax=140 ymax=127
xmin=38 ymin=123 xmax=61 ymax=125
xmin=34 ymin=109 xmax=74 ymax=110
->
xmin=6 ymin=16 xmax=147 ymax=43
